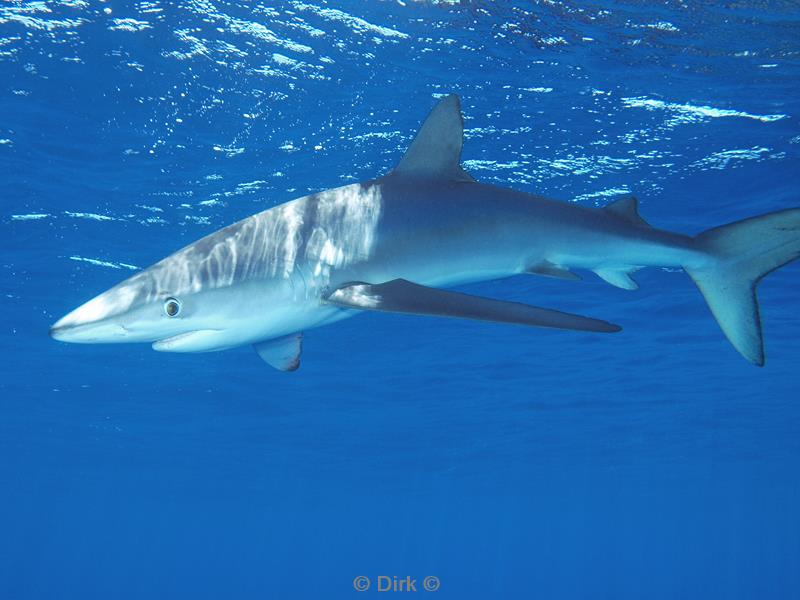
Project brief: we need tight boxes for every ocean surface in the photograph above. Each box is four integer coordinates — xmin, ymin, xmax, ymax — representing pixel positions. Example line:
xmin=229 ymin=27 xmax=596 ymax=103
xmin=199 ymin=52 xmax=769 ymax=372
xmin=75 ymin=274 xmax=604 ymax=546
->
xmin=2 ymin=1 xmax=799 ymax=598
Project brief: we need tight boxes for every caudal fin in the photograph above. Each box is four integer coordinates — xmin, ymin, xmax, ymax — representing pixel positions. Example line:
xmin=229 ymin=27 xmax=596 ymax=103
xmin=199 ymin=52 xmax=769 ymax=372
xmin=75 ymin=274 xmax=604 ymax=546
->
xmin=685 ymin=208 xmax=800 ymax=366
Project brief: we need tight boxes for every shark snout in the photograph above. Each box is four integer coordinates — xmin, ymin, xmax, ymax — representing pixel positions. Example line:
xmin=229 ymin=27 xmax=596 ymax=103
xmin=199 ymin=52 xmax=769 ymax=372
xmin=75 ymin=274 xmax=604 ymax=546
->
xmin=49 ymin=293 xmax=134 ymax=343
xmin=49 ymin=316 xmax=129 ymax=343
xmin=49 ymin=322 xmax=72 ymax=341
xmin=50 ymin=282 xmax=143 ymax=343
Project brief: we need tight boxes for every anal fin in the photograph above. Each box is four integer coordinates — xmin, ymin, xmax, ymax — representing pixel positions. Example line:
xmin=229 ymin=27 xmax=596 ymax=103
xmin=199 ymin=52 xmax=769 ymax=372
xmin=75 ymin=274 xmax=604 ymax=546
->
xmin=254 ymin=333 xmax=303 ymax=371
xmin=595 ymin=268 xmax=640 ymax=290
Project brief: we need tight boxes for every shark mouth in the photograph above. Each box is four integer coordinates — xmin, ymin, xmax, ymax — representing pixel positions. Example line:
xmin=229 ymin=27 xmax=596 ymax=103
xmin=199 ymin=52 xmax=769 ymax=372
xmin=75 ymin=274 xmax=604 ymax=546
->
xmin=152 ymin=329 xmax=225 ymax=353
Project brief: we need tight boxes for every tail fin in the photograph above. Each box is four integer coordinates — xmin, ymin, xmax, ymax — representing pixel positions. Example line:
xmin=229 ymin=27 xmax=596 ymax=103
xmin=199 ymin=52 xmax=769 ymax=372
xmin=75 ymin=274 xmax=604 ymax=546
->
xmin=684 ymin=208 xmax=800 ymax=366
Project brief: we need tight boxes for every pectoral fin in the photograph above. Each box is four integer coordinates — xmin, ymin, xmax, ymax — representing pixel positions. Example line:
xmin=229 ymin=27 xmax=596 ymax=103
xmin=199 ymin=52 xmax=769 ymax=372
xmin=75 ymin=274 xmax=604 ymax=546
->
xmin=254 ymin=333 xmax=303 ymax=371
xmin=325 ymin=279 xmax=620 ymax=333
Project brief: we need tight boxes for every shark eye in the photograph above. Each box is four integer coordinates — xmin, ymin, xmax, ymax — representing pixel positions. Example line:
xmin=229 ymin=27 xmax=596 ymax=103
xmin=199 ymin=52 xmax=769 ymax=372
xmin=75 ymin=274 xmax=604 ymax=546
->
xmin=164 ymin=297 xmax=181 ymax=317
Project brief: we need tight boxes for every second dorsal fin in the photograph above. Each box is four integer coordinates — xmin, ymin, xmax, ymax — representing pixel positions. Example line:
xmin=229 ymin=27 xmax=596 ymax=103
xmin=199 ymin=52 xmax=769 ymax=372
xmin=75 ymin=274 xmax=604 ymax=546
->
xmin=604 ymin=196 xmax=650 ymax=227
xmin=392 ymin=94 xmax=475 ymax=182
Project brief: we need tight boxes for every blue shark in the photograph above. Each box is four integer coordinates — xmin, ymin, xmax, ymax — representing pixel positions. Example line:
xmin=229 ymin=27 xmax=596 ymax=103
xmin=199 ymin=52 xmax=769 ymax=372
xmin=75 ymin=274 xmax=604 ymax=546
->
xmin=50 ymin=95 xmax=799 ymax=370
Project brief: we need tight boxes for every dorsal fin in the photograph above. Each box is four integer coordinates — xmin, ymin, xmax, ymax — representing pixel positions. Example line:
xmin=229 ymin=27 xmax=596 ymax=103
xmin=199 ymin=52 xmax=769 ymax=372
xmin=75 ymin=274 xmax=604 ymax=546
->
xmin=604 ymin=196 xmax=650 ymax=227
xmin=392 ymin=94 xmax=475 ymax=182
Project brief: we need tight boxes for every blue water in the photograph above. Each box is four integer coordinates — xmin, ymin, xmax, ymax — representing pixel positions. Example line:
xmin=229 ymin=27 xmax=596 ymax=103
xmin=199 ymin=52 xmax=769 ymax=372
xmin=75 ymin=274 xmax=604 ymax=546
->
xmin=2 ymin=1 xmax=799 ymax=598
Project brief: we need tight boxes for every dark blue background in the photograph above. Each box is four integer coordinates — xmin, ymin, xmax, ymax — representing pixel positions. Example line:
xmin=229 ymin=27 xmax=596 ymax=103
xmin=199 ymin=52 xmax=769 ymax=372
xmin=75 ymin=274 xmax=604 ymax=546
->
xmin=1 ymin=1 xmax=798 ymax=598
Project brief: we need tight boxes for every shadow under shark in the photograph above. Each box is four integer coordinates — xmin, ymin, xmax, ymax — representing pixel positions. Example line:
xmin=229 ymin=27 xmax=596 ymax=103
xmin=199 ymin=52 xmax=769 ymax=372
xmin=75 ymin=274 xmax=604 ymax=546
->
xmin=51 ymin=95 xmax=799 ymax=370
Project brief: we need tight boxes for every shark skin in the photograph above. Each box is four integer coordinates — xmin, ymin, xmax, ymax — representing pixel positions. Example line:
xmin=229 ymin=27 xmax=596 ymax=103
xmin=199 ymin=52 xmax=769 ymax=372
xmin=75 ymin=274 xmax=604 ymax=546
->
xmin=50 ymin=95 xmax=800 ymax=370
